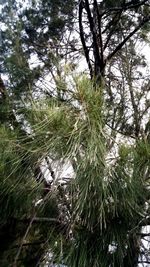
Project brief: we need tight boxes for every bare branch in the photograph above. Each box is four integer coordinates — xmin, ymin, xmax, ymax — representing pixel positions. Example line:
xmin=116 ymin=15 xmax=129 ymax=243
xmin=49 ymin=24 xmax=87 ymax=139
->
xmin=79 ymin=1 xmax=93 ymax=78
xmin=13 ymin=215 xmax=35 ymax=267
xmin=85 ymin=0 xmax=104 ymax=76
xmin=101 ymin=0 xmax=149 ymax=15
xmin=107 ymin=15 xmax=150 ymax=62
xmin=93 ymin=0 xmax=104 ymax=63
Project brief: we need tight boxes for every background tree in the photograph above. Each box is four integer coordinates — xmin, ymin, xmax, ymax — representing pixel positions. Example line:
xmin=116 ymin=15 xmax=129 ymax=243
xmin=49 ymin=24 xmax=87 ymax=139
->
xmin=79 ymin=0 xmax=150 ymax=78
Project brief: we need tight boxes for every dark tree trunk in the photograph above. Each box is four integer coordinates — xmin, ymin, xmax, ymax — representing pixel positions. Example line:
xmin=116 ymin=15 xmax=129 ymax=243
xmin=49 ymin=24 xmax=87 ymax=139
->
xmin=78 ymin=0 xmax=150 ymax=83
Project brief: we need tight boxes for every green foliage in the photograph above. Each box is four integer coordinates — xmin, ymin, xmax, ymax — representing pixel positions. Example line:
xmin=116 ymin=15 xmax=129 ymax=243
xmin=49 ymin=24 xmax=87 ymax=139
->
xmin=18 ymin=77 xmax=148 ymax=266
xmin=0 ymin=126 xmax=35 ymax=222
xmin=0 ymin=0 xmax=150 ymax=266
xmin=0 ymin=72 xmax=150 ymax=266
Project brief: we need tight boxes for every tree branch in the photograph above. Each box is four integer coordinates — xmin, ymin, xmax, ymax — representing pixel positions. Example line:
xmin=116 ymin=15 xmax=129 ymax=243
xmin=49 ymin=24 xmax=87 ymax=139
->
xmin=0 ymin=76 xmax=7 ymax=100
xmin=13 ymin=215 xmax=35 ymax=267
xmin=85 ymin=0 xmax=104 ymax=76
xmin=79 ymin=0 xmax=93 ymax=78
xmin=137 ymin=232 xmax=150 ymax=237
xmin=139 ymin=216 xmax=150 ymax=227
xmin=107 ymin=15 xmax=150 ymax=62
xmin=101 ymin=0 xmax=149 ymax=15
xmin=138 ymin=261 xmax=150 ymax=264
xmin=93 ymin=0 xmax=104 ymax=64
xmin=103 ymin=12 xmax=123 ymax=50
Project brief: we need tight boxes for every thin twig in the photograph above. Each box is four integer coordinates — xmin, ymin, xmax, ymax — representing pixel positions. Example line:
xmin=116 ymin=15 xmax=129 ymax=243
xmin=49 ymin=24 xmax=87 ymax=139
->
xmin=13 ymin=214 xmax=36 ymax=267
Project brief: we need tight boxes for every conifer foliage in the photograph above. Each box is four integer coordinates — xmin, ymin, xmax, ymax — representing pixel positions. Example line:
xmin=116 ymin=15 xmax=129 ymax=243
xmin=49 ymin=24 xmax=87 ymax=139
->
xmin=0 ymin=0 xmax=150 ymax=266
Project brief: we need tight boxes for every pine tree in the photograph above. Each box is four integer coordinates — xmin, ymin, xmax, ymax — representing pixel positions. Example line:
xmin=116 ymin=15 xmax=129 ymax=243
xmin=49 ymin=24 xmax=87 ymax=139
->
xmin=0 ymin=0 xmax=150 ymax=266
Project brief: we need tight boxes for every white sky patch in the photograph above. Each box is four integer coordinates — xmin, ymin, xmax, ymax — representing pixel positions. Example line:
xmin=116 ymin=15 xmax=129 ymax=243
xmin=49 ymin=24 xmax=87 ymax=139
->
xmin=41 ymin=158 xmax=75 ymax=184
